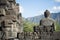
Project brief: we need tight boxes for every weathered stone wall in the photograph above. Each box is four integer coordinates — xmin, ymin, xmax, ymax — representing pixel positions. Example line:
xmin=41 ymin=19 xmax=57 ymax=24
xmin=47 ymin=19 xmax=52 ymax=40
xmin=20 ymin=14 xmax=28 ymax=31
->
xmin=0 ymin=0 xmax=23 ymax=40
xmin=16 ymin=32 xmax=60 ymax=40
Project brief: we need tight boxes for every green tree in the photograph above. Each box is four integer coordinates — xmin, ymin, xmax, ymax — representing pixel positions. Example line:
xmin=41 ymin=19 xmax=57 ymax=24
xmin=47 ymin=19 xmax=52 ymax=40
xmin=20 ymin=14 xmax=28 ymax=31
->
xmin=55 ymin=22 xmax=60 ymax=31
xmin=23 ymin=20 xmax=38 ymax=32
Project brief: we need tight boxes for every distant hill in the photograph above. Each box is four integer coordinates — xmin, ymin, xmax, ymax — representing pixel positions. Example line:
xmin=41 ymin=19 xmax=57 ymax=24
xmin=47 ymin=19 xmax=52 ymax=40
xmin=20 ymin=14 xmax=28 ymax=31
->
xmin=26 ymin=12 xmax=60 ymax=24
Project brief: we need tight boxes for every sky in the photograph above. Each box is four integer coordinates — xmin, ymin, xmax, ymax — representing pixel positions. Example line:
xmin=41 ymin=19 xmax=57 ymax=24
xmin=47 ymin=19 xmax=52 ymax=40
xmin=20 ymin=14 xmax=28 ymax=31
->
xmin=16 ymin=0 xmax=60 ymax=18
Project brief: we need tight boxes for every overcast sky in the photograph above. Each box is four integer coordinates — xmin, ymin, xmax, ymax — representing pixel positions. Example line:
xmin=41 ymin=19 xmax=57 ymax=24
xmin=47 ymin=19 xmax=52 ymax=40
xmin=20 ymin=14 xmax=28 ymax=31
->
xmin=16 ymin=0 xmax=60 ymax=18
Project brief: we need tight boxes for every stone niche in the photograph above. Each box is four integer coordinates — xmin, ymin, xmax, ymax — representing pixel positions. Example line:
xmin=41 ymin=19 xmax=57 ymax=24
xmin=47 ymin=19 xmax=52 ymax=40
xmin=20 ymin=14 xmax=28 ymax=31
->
xmin=4 ymin=20 xmax=13 ymax=27
xmin=0 ymin=0 xmax=9 ymax=5
xmin=8 ymin=0 xmax=15 ymax=2
xmin=7 ymin=3 xmax=15 ymax=10
xmin=0 ymin=8 xmax=6 ymax=16
xmin=4 ymin=15 xmax=17 ymax=22
xmin=8 ymin=0 xmax=16 ymax=4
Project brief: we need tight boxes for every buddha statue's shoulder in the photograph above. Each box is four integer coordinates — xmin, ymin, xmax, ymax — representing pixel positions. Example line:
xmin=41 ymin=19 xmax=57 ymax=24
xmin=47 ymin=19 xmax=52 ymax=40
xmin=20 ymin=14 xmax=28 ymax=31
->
xmin=40 ymin=18 xmax=55 ymax=26
xmin=47 ymin=18 xmax=55 ymax=22
xmin=41 ymin=18 xmax=55 ymax=23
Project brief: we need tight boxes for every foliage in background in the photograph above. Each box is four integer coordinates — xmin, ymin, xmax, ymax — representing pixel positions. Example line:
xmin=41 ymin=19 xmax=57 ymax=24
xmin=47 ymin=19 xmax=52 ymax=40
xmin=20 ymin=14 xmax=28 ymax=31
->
xmin=23 ymin=19 xmax=38 ymax=32
xmin=55 ymin=22 xmax=60 ymax=31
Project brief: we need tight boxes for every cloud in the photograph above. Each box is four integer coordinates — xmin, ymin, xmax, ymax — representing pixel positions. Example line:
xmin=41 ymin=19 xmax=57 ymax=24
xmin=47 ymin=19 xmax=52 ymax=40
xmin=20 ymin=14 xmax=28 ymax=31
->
xmin=48 ymin=6 xmax=60 ymax=13
xmin=54 ymin=0 xmax=60 ymax=2
xmin=19 ymin=6 xmax=24 ymax=13
xmin=53 ymin=6 xmax=60 ymax=10
xmin=36 ymin=6 xmax=60 ymax=15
